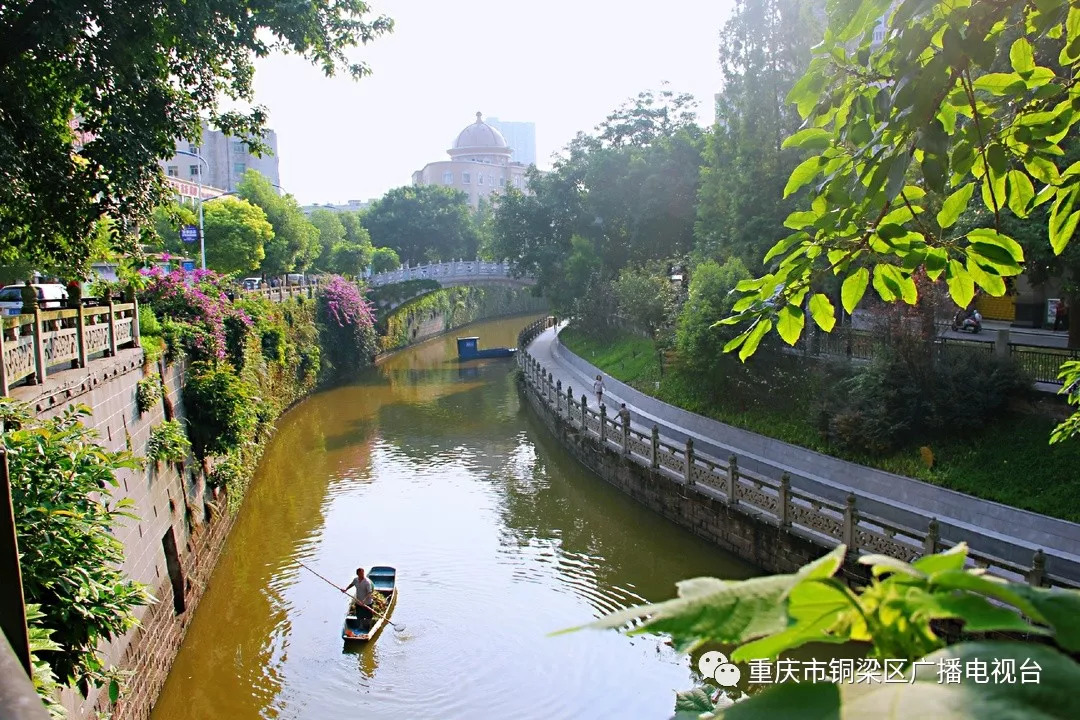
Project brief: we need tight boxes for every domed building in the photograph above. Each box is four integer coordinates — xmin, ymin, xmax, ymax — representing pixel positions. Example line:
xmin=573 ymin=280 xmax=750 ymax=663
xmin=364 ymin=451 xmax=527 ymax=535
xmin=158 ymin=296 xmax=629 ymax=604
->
xmin=411 ymin=112 xmax=531 ymax=208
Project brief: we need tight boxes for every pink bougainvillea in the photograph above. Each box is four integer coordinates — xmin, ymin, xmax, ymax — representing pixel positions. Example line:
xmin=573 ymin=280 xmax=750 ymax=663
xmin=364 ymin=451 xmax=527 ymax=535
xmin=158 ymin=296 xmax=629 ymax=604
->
xmin=319 ymin=275 xmax=375 ymax=329
xmin=139 ymin=268 xmax=250 ymax=360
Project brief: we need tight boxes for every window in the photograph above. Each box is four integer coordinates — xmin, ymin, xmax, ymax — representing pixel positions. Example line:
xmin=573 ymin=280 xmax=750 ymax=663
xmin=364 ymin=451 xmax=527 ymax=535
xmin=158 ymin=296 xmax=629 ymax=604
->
xmin=478 ymin=174 xmax=485 ymax=185
xmin=189 ymin=165 xmax=199 ymax=177
xmin=188 ymin=143 xmax=198 ymax=155
xmin=233 ymin=162 xmax=246 ymax=175
xmin=443 ymin=171 xmax=454 ymax=184
xmin=167 ymin=165 xmax=178 ymax=177
xmin=500 ymin=175 xmax=505 ymax=186
xmin=231 ymin=141 xmax=246 ymax=155
xmin=462 ymin=172 xmax=471 ymax=184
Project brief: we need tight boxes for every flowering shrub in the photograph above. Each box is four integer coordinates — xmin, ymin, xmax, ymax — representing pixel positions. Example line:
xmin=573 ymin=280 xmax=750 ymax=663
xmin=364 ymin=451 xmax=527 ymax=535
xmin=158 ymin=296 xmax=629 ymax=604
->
xmin=316 ymin=275 xmax=377 ymax=381
xmin=319 ymin=274 xmax=375 ymax=328
xmin=139 ymin=268 xmax=252 ymax=362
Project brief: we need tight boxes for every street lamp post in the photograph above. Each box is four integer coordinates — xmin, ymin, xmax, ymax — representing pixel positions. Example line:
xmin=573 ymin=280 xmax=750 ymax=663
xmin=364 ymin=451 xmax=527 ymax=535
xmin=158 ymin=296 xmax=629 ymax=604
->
xmin=174 ymin=149 xmax=209 ymax=269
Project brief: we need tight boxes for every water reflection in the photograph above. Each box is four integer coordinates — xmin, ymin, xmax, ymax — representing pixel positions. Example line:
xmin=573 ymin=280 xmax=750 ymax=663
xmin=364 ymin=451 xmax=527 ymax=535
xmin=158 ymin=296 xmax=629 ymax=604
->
xmin=151 ymin=316 xmax=763 ymax=720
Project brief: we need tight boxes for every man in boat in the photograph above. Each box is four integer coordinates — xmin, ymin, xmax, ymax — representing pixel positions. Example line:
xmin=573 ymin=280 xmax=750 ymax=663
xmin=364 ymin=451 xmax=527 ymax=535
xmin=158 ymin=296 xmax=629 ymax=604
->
xmin=343 ymin=567 xmax=375 ymax=628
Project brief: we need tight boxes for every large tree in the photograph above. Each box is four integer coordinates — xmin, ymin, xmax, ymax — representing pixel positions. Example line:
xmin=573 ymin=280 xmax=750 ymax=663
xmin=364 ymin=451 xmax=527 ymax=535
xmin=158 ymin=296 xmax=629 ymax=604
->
xmin=237 ymin=170 xmax=319 ymax=274
xmin=361 ymin=185 xmax=480 ymax=264
xmin=0 ymin=0 xmax=392 ymax=279
xmin=720 ymin=0 xmax=1080 ymax=441
xmin=203 ymin=197 xmax=273 ymax=273
xmin=696 ymin=0 xmax=823 ymax=269
xmin=491 ymin=88 xmax=703 ymax=311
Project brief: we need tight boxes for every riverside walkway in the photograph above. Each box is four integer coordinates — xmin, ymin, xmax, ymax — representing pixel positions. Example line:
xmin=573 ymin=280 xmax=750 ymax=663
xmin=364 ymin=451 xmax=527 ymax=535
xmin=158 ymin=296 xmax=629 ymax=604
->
xmin=526 ymin=324 xmax=1080 ymax=586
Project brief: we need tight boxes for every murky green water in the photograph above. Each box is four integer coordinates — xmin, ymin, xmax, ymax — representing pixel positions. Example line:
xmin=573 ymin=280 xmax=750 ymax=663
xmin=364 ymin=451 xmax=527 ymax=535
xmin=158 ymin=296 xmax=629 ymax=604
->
xmin=150 ymin=315 xmax=762 ymax=720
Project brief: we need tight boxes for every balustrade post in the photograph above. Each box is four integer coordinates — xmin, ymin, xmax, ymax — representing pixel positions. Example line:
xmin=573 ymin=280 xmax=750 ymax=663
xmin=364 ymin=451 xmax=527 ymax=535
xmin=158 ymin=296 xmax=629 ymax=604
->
xmin=567 ymin=386 xmax=573 ymax=419
xmin=0 ymin=322 xmax=7 ymax=395
xmin=106 ymin=299 xmax=118 ymax=357
xmin=1026 ymin=549 xmax=1046 ymax=587
xmin=131 ymin=297 xmax=141 ymax=349
xmin=779 ymin=473 xmax=791 ymax=527
xmin=581 ymin=394 xmax=587 ymax=432
xmin=31 ymin=307 xmax=45 ymax=384
xmin=622 ymin=413 xmax=630 ymax=455
xmin=727 ymin=455 xmax=738 ymax=505
xmin=684 ymin=437 xmax=694 ymax=485
xmin=599 ymin=404 xmax=607 ymax=442
xmin=651 ymin=425 xmax=660 ymax=469
xmin=556 ymin=379 xmax=562 ymax=414
xmin=842 ymin=493 xmax=857 ymax=548
xmin=547 ymin=371 xmax=554 ymax=403
xmin=923 ymin=518 xmax=939 ymax=556
xmin=74 ymin=304 xmax=87 ymax=368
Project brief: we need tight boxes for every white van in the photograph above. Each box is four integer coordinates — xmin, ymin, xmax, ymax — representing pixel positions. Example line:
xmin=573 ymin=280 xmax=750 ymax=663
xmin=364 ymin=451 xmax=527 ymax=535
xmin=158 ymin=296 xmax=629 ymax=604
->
xmin=0 ymin=284 xmax=69 ymax=316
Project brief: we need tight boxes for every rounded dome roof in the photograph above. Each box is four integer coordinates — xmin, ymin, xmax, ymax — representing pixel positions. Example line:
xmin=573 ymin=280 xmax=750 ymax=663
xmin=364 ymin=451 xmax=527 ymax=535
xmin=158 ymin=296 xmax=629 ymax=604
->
xmin=453 ymin=112 xmax=508 ymax=150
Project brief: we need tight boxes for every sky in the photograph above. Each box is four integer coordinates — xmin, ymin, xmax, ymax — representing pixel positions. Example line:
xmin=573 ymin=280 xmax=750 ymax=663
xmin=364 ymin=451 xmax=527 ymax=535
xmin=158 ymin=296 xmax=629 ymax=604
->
xmin=250 ymin=0 xmax=737 ymax=205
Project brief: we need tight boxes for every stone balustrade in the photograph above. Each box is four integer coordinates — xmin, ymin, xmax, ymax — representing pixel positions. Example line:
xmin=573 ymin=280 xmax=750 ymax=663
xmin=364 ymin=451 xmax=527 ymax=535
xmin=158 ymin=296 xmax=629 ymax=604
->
xmin=242 ymin=285 xmax=315 ymax=303
xmin=516 ymin=323 xmax=1074 ymax=591
xmin=368 ymin=259 xmax=532 ymax=288
xmin=1 ymin=302 xmax=140 ymax=395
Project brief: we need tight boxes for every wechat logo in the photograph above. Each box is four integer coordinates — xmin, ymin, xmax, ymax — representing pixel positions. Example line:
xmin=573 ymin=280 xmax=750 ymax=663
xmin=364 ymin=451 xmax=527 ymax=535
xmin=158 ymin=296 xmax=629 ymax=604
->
xmin=698 ymin=651 xmax=741 ymax=687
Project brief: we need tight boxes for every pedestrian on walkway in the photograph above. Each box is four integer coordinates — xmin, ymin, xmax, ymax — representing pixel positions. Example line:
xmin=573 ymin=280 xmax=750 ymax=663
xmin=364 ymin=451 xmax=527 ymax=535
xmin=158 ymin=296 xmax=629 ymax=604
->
xmin=594 ymin=374 xmax=605 ymax=405
xmin=1054 ymin=300 xmax=1068 ymax=331
xmin=617 ymin=403 xmax=631 ymax=426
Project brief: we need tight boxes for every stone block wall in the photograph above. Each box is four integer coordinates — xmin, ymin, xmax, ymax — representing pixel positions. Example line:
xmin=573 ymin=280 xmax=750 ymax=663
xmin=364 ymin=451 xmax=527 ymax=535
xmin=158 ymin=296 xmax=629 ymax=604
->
xmin=12 ymin=350 xmax=233 ymax=719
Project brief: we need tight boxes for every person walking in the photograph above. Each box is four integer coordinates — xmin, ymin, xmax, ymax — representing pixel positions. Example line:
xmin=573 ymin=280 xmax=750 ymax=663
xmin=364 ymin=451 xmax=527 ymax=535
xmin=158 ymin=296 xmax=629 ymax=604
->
xmin=593 ymin=374 xmax=605 ymax=405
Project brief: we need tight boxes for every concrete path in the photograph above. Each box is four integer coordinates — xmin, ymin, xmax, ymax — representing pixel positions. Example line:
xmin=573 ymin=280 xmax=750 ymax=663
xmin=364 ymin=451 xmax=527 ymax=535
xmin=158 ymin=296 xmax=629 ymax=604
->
xmin=527 ymin=325 xmax=1080 ymax=584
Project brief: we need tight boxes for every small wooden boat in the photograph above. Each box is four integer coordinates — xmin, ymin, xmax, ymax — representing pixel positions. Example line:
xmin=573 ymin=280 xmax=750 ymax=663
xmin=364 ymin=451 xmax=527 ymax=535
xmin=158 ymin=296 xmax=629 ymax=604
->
xmin=341 ymin=566 xmax=397 ymax=642
xmin=457 ymin=336 xmax=516 ymax=360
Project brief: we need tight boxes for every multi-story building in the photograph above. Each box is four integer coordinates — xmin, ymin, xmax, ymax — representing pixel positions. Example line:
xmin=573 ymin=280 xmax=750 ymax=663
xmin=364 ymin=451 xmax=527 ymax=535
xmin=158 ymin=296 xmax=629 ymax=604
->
xmin=160 ymin=122 xmax=280 ymax=193
xmin=485 ymin=117 xmax=537 ymax=166
xmin=411 ymin=112 xmax=531 ymax=209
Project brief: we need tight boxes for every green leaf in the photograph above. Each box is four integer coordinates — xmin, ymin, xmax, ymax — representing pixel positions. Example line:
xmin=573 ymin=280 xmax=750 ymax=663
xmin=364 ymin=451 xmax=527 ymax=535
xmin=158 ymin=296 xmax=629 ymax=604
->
xmin=841 ymin=268 xmax=869 ymax=314
xmin=731 ymin=580 xmax=851 ymax=662
xmin=808 ymin=293 xmax=836 ymax=332
xmin=675 ymin=688 xmax=715 ymax=714
xmin=966 ymin=256 xmax=1007 ymax=296
xmin=937 ymin=183 xmax=974 ymax=229
xmin=109 ymin=679 xmax=120 ymax=704
xmin=776 ymin=304 xmax=805 ymax=346
xmin=981 ymin=172 xmax=1006 ymax=214
xmin=784 ymin=156 xmax=824 ymax=198
xmin=967 ymin=228 xmax=1024 ymax=262
xmin=739 ymin=318 xmax=773 ymax=362
xmin=1008 ymin=170 xmax=1035 ymax=218
xmin=945 ymin=260 xmax=975 ymax=307
xmin=1010 ymin=37 xmax=1036 ymax=76
xmin=1025 ymin=156 xmax=1060 ymax=184
xmin=911 ymin=543 xmax=967 ymax=574
xmin=924 ymin=247 xmax=948 ymax=280
xmin=922 ymin=593 xmax=1043 ymax=635
xmin=1007 ymin=585 xmax=1080 ymax=652
xmin=1050 ymin=186 xmax=1080 ymax=254
xmin=781 ymin=128 xmax=832 ymax=152
xmin=973 ymin=72 xmax=1027 ymax=95
xmin=763 ymin=231 xmax=806 ymax=263
xmin=783 ymin=211 xmax=818 ymax=230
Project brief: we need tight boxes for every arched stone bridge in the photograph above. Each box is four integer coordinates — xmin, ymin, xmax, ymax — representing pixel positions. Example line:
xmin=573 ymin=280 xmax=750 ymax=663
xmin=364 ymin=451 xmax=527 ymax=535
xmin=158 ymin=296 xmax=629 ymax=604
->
xmin=368 ymin=259 xmax=535 ymax=289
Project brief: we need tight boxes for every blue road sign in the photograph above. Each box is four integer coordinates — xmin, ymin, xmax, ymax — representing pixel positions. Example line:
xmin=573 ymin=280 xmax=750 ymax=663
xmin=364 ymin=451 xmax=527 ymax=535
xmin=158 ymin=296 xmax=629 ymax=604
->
xmin=180 ymin=225 xmax=198 ymax=243
xmin=181 ymin=260 xmax=196 ymax=272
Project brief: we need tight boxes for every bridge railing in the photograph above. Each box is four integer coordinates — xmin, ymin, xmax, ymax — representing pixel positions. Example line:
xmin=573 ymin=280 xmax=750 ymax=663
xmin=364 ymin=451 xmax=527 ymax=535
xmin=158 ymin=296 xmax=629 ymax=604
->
xmin=514 ymin=333 xmax=1078 ymax=591
xmin=369 ymin=259 xmax=525 ymax=287
xmin=1 ymin=301 xmax=140 ymax=395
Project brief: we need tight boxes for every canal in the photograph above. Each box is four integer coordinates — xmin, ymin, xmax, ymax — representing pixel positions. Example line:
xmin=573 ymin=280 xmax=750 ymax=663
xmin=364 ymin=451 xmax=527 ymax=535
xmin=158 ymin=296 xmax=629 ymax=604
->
xmin=151 ymin=314 xmax=760 ymax=720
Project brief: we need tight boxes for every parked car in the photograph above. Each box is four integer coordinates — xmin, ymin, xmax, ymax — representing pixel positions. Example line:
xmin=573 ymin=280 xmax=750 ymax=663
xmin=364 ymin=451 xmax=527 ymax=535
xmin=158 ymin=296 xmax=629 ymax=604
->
xmin=0 ymin=283 xmax=68 ymax=315
xmin=285 ymin=273 xmax=305 ymax=286
xmin=242 ymin=277 xmax=263 ymax=291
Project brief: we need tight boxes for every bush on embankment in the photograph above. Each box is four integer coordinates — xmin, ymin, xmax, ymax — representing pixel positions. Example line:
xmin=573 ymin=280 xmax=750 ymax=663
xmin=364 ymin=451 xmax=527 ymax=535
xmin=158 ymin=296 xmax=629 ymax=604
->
xmin=560 ymin=324 xmax=1080 ymax=522
xmin=379 ymin=285 xmax=546 ymax=353
xmin=2 ymin=399 xmax=150 ymax=716
xmin=139 ymin=270 xmax=371 ymax=508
